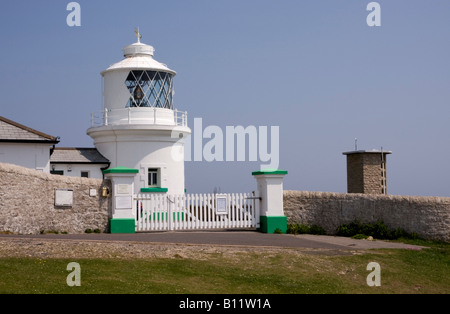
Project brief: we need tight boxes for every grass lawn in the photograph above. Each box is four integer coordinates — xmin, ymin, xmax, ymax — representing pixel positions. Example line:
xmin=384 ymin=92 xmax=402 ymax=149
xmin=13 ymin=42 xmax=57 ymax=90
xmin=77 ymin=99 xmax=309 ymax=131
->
xmin=0 ymin=239 xmax=448 ymax=294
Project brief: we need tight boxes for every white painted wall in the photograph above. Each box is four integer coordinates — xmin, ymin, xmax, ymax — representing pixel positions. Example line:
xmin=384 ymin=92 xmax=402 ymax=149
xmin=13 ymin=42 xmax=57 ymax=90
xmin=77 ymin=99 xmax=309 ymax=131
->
xmin=50 ymin=163 xmax=107 ymax=179
xmin=104 ymin=172 xmax=135 ymax=219
xmin=88 ymin=125 xmax=190 ymax=194
xmin=254 ymin=174 xmax=286 ymax=217
xmin=0 ymin=143 xmax=52 ymax=172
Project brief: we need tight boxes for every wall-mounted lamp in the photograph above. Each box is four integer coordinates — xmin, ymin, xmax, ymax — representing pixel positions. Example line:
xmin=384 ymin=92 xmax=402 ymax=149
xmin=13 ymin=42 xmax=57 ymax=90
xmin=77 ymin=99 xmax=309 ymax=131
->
xmin=101 ymin=187 xmax=110 ymax=197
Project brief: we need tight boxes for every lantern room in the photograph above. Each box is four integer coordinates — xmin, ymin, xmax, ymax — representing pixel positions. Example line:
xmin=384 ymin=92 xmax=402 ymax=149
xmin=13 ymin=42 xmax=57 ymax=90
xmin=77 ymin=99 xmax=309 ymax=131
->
xmin=99 ymin=30 xmax=179 ymax=125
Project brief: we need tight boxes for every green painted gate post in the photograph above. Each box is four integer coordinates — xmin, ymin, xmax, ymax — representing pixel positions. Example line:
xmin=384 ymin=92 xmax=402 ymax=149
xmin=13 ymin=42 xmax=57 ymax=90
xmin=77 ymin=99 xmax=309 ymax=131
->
xmin=103 ymin=167 xmax=139 ymax=234
xmin=252 ymin=169 xmax=288 ymax=234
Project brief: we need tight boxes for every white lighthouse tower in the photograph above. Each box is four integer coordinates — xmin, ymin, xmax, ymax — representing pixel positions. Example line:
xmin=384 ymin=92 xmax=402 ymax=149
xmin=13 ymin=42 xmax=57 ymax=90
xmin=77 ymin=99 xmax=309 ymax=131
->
xmin=87 ymin=30 xmax=191 ymax=195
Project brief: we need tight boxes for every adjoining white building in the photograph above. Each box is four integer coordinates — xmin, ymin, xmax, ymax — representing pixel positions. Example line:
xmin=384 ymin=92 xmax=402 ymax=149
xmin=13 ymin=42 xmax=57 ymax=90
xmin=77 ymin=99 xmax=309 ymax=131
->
xmin=50 ymin=147 xmax=110 ymax=178
xmin=0 ymin=116 xmax=60 ymax=172
xmin=0 ymin=116 xmax=110 ymax=178
xmin=87 ymin=32 xmax=191 ymax=195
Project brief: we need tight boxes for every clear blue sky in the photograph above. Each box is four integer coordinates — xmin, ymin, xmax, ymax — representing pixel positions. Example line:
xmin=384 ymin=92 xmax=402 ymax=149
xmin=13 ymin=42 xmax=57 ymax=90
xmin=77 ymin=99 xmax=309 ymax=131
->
xmin=1 ymin=1 xmax=449 ymax=196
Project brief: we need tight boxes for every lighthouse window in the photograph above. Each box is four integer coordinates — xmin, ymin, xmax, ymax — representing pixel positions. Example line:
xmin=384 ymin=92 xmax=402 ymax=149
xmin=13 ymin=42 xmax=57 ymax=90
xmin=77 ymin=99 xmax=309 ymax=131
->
xmin=125 ymin=70 xmax=173 ymax=109
xmin=148 ymin=168 xmax=159 ymax=187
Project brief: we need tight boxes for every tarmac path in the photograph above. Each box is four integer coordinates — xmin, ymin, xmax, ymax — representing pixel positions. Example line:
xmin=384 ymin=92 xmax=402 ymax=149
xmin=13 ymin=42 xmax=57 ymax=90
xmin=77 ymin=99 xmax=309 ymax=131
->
xmin=0 ymin=231 xmax=426 ymax=252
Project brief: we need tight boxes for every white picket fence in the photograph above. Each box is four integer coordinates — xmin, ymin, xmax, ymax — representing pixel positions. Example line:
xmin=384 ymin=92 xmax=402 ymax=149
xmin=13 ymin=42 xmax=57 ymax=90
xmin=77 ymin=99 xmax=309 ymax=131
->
xmin=134 ymin=192 xmax=260 ymax=232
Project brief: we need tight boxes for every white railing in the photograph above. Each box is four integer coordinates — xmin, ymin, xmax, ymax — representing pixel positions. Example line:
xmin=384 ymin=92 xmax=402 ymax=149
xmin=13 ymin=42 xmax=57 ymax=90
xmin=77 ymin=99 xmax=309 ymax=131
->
xmin=90 ymin=108 xmax=188 ymax=127
xmin=134 ymin=192 xmax=260 ymax=232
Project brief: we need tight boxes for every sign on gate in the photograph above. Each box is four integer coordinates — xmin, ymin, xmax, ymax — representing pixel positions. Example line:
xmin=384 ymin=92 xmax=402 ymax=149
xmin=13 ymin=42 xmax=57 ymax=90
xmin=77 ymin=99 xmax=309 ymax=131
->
xmin=216 ymin=194 xmax=228 ymax=215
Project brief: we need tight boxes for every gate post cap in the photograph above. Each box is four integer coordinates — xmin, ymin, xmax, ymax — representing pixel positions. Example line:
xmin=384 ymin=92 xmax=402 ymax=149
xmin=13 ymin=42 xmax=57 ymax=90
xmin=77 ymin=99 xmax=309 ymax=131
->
xmin=252 ymin=169 xmax=288 ymax=176
xmin=103 ymin=167 xmax=139 ymax=174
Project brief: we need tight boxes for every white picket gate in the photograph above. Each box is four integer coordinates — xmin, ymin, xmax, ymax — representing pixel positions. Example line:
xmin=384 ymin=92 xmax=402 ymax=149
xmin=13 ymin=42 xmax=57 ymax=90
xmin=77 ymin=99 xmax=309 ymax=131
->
xmin=134 ymin=192 xmax=260 ymax=232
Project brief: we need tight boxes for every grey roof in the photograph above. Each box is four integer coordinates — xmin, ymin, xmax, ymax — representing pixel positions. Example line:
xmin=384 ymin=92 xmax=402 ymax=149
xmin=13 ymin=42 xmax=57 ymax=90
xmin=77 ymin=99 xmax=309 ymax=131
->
xmin=50 ymin=148 xmax=110 ymax=164
xmin=0 ymin=116 xmax=59 ymax=143
xmin=343 ymin=150 xmax=392 ymax=155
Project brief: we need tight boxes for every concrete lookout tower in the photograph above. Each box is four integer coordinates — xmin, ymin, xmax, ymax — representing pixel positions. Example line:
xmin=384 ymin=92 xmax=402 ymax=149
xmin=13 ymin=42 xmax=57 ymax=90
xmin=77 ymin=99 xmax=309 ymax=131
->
xmin=343 ymin=149 xmax=392 ymax=195
xmin=87 ymin=30 xmax=191 ymax=195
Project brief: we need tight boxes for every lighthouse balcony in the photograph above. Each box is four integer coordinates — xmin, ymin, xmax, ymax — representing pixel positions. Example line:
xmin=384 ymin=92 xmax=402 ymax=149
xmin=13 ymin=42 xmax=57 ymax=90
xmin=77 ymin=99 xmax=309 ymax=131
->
xmin=90 ymin=107 xmax=188 ymax=127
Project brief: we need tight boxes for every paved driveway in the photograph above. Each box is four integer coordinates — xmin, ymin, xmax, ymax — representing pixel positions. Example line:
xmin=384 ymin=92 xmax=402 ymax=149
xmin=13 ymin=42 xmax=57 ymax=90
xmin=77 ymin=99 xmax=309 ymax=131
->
xmin=0 ymin=231 xmax=426 ymax=251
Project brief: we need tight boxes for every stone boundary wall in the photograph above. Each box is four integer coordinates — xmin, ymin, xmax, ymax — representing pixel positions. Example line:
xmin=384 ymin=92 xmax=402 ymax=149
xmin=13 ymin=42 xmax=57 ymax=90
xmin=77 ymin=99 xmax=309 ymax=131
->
xmin=2 ymin=162 xmax=449 ymax=241
xmin=0 ymin=162 xmax=111 ymax=234
xmin=284 ymin=190 xmax=450 ymax=242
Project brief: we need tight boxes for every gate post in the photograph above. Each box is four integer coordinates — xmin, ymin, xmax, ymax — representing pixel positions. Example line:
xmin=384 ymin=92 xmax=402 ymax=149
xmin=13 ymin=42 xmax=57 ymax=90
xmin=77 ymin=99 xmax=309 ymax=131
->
xmin=252 ymin=169 xmax=288 ymax=234
xmin=103 ymin=167 xmax=139 ymax=234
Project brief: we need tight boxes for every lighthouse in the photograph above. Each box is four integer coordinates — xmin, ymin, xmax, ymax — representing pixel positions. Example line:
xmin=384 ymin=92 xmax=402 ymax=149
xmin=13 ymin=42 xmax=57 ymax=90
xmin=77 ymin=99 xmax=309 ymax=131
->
xmin=87 ymin=30 xmax=191 ymax=195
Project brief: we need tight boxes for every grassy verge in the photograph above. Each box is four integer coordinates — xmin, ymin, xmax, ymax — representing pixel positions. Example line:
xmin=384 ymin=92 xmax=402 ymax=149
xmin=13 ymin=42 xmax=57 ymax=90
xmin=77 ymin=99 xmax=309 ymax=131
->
xmin=0 ymin=242 xmax=448 ymax=294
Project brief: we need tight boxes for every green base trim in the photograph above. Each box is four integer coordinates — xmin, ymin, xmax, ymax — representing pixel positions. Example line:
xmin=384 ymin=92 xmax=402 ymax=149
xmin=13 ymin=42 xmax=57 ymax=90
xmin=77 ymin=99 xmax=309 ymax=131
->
xmin=140 ymin=187 xmax=168 ymax=193
xmin=110 ymin=218 xmax=135 ymax=234
xmin=252 ymin=169 xmax=288 ymax=176
xmin=103 ymin=167 xmax=139 ymax=174
xmin=259 ymin=216 xmax=287 ymax=234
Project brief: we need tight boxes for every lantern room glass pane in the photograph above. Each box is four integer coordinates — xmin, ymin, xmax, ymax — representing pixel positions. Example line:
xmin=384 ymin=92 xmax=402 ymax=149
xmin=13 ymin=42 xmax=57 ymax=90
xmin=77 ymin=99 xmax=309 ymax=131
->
xmin=125 ymin=70 xmax=173 ymax=109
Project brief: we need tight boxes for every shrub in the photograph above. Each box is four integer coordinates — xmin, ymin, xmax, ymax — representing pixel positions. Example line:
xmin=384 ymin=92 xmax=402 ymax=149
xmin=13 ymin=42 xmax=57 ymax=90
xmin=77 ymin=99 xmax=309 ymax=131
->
xmin=287 ymin=224 xmax=326 ymax=235
xmin=287 ymin=224 xmax=308 ymax=235
xmin=309 ymin=224 xmax=326 ymax=235
xmin=336 ymin=220 xmax=421 ymax=241
xmin=351 ymin=234 xmax=368 ymax=240
xmin=336 ymin=220 xmax=362 ymax=237
xmin=39 ymin=230 xmax=60 ymax=235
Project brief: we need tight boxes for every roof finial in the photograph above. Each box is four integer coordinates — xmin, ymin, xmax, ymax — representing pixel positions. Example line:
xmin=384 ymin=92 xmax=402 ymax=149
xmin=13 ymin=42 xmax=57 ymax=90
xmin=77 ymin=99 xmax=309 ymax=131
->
xmin=134 ymin=27 xmax=142 ymax=43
